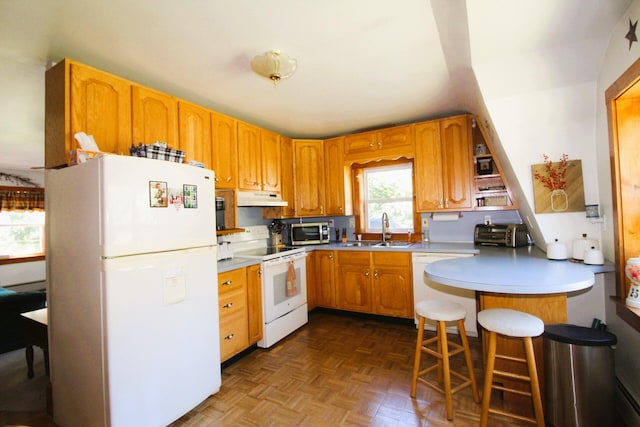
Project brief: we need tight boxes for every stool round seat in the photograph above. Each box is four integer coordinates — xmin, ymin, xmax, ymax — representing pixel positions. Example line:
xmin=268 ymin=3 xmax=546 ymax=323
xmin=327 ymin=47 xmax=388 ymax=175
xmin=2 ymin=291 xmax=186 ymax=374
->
xmin=478 ymin=308 xmax=544 ymax=338
xmin=415 ymin=299 xmax=467 ymax=322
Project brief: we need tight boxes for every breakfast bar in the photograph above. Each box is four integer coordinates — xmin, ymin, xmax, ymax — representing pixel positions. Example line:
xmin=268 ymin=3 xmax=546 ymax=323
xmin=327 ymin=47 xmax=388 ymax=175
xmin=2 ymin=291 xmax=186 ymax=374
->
xmin=425 ymin=246 xmax=596 ymax=414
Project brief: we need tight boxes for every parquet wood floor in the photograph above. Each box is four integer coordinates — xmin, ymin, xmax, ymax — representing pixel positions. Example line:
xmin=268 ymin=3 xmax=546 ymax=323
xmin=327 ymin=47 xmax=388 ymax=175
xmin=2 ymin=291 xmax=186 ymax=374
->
xmin=0 ymin=309 xmax=531 ymax=426
xmin=171 ymin=310 xmax=526 ymax=427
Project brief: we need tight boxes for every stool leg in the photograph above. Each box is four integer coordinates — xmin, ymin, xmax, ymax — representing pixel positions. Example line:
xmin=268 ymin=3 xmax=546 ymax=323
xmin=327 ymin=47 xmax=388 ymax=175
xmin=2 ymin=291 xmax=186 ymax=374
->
xmin=523 ymin=337 xmax=544 ymax=427
xmin=458 ymin=319 xmax=480 ymax=404
xmin=480 ymin=331 xmax=497 ymax=427
xmin=411 ymin=316 xmax=425 ymax=398
xmin=437 ymin=320 xmax=453 ymax=420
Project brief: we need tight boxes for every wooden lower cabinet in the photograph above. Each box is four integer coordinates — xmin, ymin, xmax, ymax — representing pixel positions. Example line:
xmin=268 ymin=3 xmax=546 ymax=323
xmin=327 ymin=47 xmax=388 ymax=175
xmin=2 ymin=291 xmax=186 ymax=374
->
xmin=334 ymin=251 xmax=412 ymax=318
xmin=337 ymin=251 xmax=372 ymax=313
xmin=218 ymin=265 xmax=263 ymax=362
xmin=315 ymin=251 xmax=337 ymax=308
xmin=371 ymin=252 xmax=413 ymax=318
xmin=246 ymin=264 xmax=263 ymax=344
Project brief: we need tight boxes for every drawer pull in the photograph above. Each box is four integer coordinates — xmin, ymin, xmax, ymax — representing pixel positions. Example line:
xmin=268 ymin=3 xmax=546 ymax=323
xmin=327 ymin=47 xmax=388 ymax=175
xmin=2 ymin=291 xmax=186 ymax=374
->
xmin=223 ymin=302 xmax=233 ymax=309
xmin=222 ymin=280 xmax=232 ymax=286
xmin=224 ymin=334 xmax=235 ymax=340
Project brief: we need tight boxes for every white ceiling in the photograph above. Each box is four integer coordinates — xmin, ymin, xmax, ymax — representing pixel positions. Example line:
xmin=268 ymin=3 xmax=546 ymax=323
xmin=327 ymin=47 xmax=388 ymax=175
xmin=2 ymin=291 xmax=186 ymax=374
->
xmin=0 ymin=0 xmax=632 ymax=169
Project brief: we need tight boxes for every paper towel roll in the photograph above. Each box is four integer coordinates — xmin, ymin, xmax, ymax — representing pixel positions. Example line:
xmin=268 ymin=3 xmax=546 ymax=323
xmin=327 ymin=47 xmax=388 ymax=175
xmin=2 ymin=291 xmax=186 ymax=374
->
xmin=431 ymin=212 xmax=460 ymax=221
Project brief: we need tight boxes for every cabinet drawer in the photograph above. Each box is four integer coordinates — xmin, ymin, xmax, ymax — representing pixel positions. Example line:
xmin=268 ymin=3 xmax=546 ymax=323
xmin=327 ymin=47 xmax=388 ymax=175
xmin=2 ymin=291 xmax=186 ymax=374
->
xmin=220 ymin=311 xmax=249 ymax=361
xmin=219 ymin=288 xmax=247 ymax=319
xmin=337 ymin=251 xmax=371 ymax=265
xmin=372 ymin=251 xmax=410 ymax=267
xmin=218 ymin=268 xmax=245 ymax=294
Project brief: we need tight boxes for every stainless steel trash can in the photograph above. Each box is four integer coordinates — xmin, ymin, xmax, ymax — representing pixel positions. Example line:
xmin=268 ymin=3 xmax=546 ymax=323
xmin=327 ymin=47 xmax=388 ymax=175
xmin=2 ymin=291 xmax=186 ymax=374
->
xmin=543 ymin=324 xmax=617 ymax=427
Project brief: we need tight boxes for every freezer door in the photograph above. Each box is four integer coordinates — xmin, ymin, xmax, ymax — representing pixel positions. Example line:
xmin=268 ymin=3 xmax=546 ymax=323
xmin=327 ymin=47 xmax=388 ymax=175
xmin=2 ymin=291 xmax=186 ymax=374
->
xmin=99 ymin=155 xmax=216 ymax=257
xmin=102 ymin=246 xmax=220 ymax=426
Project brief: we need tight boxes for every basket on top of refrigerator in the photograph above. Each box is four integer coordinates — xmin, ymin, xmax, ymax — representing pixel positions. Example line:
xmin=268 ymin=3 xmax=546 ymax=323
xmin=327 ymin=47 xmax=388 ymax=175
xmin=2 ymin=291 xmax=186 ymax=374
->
xmin=130 ymin=141 xmax=185 ymax=163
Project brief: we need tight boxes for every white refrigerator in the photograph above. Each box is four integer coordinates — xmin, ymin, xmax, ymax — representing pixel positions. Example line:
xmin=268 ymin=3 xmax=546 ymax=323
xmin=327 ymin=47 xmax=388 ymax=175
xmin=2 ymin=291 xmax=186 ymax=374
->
xmin=46 ymin=155 xmax=221 ymax=427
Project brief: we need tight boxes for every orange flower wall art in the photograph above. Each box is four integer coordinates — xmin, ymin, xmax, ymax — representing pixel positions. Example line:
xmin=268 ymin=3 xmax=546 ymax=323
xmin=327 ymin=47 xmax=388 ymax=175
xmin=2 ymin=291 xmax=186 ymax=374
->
xmin=531 ymin=154 xmax=585 ymax=213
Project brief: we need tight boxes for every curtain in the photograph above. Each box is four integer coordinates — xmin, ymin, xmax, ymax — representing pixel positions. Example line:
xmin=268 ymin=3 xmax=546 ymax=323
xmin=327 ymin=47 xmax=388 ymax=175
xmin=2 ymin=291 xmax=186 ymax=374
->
xmin=0 ymin=187 xmax=45 ymax=211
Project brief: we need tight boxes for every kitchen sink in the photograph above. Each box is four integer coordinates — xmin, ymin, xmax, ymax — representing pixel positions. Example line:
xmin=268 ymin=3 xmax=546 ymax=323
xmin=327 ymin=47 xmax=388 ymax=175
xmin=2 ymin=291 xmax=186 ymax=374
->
xmin=342 ymin=240 xmax=380 ymax=247
xmin=374 ymin=241 xmax=414 ymax=248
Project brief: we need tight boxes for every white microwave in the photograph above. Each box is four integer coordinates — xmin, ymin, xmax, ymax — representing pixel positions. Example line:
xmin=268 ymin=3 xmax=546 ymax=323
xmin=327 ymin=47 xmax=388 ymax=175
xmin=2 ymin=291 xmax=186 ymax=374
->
xmin=290 ymin=222 xmax=330 ymax=245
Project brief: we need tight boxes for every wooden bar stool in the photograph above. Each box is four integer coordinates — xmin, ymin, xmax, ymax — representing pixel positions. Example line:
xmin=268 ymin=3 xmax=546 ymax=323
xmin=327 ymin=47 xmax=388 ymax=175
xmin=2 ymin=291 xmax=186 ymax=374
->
xmin=410 ymin=299 xmax=480 ymax=420
xmin=478 ymin=308 xmax=545 ymax=427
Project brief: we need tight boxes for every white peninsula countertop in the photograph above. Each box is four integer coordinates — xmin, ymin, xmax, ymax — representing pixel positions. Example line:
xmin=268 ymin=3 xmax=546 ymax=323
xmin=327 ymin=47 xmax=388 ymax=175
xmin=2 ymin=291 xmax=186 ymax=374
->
xmin=425 ymin=246 xmax=600 ymax=294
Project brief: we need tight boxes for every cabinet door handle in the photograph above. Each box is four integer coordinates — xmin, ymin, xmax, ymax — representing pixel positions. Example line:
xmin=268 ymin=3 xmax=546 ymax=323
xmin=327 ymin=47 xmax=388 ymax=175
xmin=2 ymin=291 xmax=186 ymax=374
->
xmin=328 ymin=254 xmax=333 ymax=260
xmin=224 ymin=334 xmax=235 ymax=340
xmin=374 ymin=270 xmax=379 ymax=278
xmin=364 ymin=270 xmax=370 ymax=277
xmin=222 ymin=280 xmax=232 ymax=286
xmin=377 ymin=141 xmax=382 ymax=148
xmin=223 ymin=302 xmax=233 ymax=309
xmin=214 ymin=177 xmax=220 ymax=182
xmin=444 ymin=198 xmax=449 ymax=208
xmin=320 ymin=205 xmax=324 ymax=214
xmin=369 ymin=142 xmax=374 ymax=149
xmin=226 ymin=176 xmax=232 ymax=183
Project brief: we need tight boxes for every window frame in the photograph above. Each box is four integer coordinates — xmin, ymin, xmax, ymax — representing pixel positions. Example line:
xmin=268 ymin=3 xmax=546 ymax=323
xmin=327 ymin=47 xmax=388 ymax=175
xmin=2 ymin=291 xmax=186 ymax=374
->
xmin=352 ymin=159 xmax=422 ymax=241
xmin=0 ymin=185 xmax=46 ymax=264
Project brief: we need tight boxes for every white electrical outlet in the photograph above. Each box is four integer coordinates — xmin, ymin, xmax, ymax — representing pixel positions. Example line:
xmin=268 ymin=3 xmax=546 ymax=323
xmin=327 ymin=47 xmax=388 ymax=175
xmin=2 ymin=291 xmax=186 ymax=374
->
xmin=349 ymin=217 xmax=355 ymax=228
xmin=422 ymin=218 xmax=429 ymax=228
xmin=484 ymin=215 xmax=492 ymax=225
xmin=328 ymin=219 xmax=335 ymax=227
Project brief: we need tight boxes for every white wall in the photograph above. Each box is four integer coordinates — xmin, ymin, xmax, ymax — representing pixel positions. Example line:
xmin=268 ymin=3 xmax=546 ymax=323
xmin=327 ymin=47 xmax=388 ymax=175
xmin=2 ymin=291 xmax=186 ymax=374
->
xmin=468 ymin=0 xmax=640 ymax=405
xmin=596 ymin=0 xmax=640 ymax=406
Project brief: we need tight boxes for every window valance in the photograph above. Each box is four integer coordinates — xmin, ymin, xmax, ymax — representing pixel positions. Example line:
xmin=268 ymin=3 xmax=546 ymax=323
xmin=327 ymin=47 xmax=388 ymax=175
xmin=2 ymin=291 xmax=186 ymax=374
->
xmin=0 ymin=187 xmax=45 ymax=211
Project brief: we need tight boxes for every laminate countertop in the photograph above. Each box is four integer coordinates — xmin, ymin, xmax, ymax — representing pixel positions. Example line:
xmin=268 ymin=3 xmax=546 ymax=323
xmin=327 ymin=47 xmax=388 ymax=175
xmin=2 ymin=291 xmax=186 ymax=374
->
xmin=424 ymin=245 xmax=614 ymax=294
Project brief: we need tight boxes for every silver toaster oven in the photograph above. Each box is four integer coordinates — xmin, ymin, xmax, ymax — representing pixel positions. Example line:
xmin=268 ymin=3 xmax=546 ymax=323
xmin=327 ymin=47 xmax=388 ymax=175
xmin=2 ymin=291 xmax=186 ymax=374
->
xmin=474 ymin=223 xmax=530 ymax=247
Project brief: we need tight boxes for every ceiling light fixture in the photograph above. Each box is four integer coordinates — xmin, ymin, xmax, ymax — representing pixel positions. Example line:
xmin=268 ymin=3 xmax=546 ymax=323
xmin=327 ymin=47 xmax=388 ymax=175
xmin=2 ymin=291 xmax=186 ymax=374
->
xmin=251 ymin=49 xmax=297 ymax=85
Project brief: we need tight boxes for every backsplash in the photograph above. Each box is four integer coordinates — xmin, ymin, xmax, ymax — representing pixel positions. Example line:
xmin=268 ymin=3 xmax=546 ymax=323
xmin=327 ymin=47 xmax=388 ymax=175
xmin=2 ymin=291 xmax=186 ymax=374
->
xmin=235 ymin=207 xmax=523 ymax=245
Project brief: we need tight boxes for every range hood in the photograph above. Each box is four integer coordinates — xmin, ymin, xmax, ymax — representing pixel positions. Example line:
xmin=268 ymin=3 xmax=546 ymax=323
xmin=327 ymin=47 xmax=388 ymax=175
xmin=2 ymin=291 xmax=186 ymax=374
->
xmin=236 ymin=190 xmax=288 ymax=207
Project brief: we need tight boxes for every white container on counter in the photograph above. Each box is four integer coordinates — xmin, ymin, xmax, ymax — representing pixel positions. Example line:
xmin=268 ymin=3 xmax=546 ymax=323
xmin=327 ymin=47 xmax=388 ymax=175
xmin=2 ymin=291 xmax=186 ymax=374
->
xmin=572 ymin=233 xmax=599 ymax=260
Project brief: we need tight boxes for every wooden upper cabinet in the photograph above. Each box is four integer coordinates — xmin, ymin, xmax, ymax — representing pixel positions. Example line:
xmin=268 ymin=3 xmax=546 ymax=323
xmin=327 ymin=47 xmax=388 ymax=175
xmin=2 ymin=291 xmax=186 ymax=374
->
xmin=293 ymin=139 xmax=325 ymax=216
xmin=414 ymin=121 xmax=444 ymax=211
xmin=237 ymin=122 xmax=282 ymax=193
xmin=237 ymin=121 xmax=263 ymax=191
xmin=279 ymin=136 xmax=296 ymax=217
xmin=178 ymin=101 xmax=212 ymax=168
xmin=324 ymin=136 xmax=351 ymax=216
xmin=414 ymin=116 xmax=473 ymax=211
xmin=46 ymin=59 xmax=133 ymax=167
xmin=70 ymin=63 xmax=132 ymax=157
xmin=132 ymin=85 xmax=178 ymax=146
xmin=211 ymin=112 xmax=238 ymax=189
xmin=344 ymin=125 xmax=413 ymax=161
xmin=440 ymin=116 xmax=473 ymax=210
xmin=261 ymin=129 xmax=282 ymax=193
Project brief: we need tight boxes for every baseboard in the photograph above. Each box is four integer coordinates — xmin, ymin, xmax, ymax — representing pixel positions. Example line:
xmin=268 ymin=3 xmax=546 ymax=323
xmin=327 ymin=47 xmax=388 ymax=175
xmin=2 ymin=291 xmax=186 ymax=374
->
xmin=617 ymin=377 xmax=640 ymax=427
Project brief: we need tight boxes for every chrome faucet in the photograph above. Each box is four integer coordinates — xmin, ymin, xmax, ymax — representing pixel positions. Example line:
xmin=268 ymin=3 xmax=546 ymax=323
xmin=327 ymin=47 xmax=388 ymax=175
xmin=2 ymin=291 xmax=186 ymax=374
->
xmin=381 ymin=212 xmax=391 ymax=242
